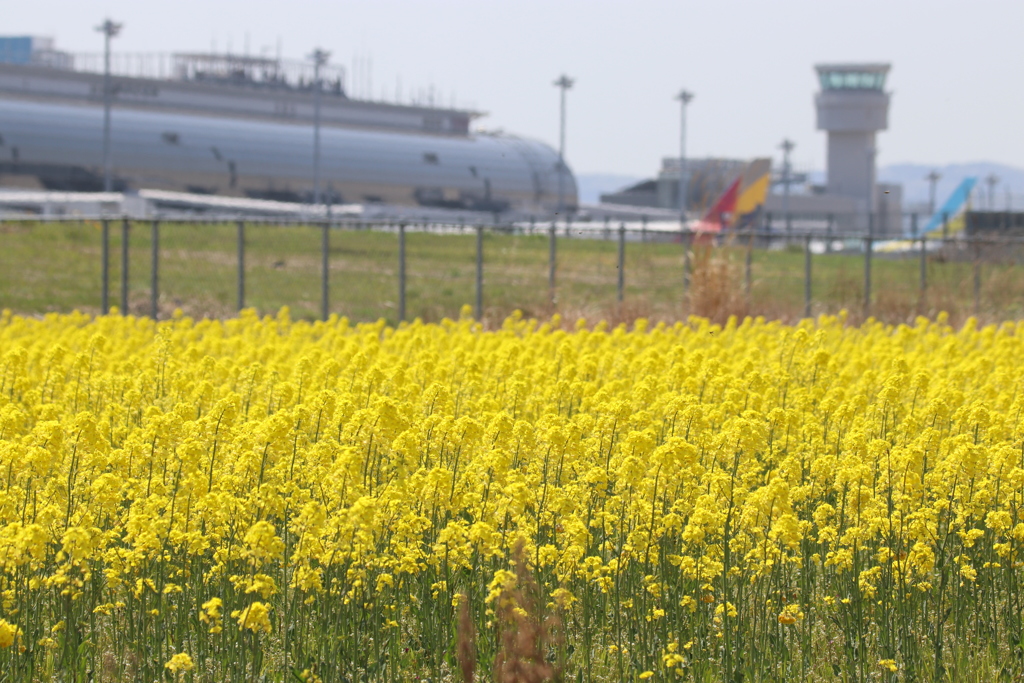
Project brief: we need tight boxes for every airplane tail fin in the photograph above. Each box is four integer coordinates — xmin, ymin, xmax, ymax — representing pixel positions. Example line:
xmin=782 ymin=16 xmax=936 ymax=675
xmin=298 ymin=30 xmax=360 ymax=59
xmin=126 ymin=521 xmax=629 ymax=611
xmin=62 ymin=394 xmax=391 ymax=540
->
xmin=915 ymin=177 xmax=978 ymax=237
xmin=693 ymin=177 xmax=741 ymax=232
xmin=731 ymin=158 xmax=772 ymax=230
xmin=691 ymin=158 xmax=772 ymax=233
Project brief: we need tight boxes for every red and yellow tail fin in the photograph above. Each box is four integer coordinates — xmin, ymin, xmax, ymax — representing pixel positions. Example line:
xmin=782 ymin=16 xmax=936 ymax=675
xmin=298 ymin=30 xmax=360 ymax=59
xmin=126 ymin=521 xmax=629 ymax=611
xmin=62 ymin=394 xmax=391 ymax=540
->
xmin=694 ymin=177 xmax=741 ymax=232
xmin=731 ymin=158 xmax=771 ymax=229
xmin=692 ymin=158 xmax=771 ymax=233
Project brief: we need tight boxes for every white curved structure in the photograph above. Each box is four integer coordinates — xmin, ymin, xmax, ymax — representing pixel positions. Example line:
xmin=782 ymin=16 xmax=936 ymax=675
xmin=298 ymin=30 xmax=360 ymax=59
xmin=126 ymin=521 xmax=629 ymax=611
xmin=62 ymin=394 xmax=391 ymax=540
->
xmin=0 ymin=61 xmax=576 ymax=216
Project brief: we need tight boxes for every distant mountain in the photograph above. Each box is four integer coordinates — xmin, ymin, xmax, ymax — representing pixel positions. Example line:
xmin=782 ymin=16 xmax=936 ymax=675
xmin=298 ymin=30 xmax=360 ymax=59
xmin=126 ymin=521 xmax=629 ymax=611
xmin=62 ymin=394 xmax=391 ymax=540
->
xmin=575 ymin=173 xmax=643 ymax=205
xmin=879 ymin=162 xmax=1024 ymax=210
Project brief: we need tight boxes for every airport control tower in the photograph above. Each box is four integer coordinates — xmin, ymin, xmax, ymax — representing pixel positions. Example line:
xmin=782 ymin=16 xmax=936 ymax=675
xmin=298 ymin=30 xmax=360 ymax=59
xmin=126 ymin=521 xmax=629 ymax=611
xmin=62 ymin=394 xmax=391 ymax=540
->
xmin=815 ymin=63 xmax=891 ymax=225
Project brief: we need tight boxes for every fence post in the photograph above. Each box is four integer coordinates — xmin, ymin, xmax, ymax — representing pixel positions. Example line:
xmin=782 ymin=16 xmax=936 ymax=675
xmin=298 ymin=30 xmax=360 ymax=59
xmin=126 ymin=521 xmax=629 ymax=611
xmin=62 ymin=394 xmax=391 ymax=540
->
xmin=641 ymin=215 xmax=648 ymax=243
xmin=910 ymin=213 xmax=918 ymax=239
xmin=804 ymin=233 xmax=812 ymax=318
xmin=398 ymin=223 xmax=406 ymax=323
xmin=120 ymin=217 xmax=130 ymax=315
xmin=617 ymin=222 xmax=626 ymax=304
xmin=973 ymin=237 xmax=981 ymax=318
xmin=475 ymin=225 xmax=483 ymax=321
xmin=321 ymin=221 xmax=330 ymax=321
xmin=150 ymin=219 xmax=159 ymax=320
xmin=237 ymin=220 xmax=245 ymax=311
xmin=919 ymin=235 xmax=927 ymax=309
xmin=864 ymin=233 xmax=873 ymax=320
xmin=548 ymin=222 xmax=557 ymax=307
xmin=682 ymin=227 xmax=692 ymax=301
xmin=942 ymin=212 xmax=949 ymax=241
xmin=101 ymin=219 xmax=110 ymax=314
xmin=745 ymin=230 xmax=753 ymax=302
xmin=825 ymin=214 xmax=834 ymax=254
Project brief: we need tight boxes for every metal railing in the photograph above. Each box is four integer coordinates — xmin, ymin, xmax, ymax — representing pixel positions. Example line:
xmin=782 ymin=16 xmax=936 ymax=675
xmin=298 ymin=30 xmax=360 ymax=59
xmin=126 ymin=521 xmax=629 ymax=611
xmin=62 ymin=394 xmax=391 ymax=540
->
xmin=64 ymin=52 xmax=347 ymax=93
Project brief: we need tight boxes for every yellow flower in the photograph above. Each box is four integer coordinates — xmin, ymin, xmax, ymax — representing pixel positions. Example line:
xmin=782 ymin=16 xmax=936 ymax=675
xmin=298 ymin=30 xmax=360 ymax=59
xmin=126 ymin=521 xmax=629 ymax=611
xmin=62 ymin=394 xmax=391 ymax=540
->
xmin=232 ymin=602 xmax=272 ymax=634
xmin=777 ymin=604 xmax=804 ymax=625
xmin=200 ymin=597 xmax=223 ymax=619
xmin=714 ymin=602 xmax=738 ymax=619
xmin=246 ymin=574 xmax=278 ymax=599
xmin=165 ymin=652 xmax=195 ymax=673
xmin=200 ymin=597 xmax=224 ymax=634
xmin=244 ymin=522 xmax=285 ymax=563
xmin=0 ymin=620 xmax=20 ymax=648
xmin=5 ymin=308 xmax=1024 ymax=676
xmin=663 ymin=652 xmax=686 ymax=668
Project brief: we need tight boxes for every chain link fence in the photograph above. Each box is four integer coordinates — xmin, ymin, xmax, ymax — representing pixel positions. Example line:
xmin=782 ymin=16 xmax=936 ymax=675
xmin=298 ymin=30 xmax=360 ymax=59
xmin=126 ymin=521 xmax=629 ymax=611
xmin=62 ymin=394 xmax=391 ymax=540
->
xmin=3 ymin=216 xmax=1024 ymax=326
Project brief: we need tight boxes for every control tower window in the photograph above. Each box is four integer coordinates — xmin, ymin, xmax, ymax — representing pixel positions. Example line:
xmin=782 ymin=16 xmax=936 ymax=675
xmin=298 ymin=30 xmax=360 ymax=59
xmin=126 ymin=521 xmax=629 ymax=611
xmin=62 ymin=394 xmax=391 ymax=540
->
xmin=819 ymin=71 xmax=886 ymax=91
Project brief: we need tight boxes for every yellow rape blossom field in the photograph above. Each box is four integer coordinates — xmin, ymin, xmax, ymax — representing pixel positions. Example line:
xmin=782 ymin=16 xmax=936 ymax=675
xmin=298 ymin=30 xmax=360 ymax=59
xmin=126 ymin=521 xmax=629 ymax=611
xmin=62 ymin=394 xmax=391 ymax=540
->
xmin=2 ymin=306 xmax=1024 ymax=682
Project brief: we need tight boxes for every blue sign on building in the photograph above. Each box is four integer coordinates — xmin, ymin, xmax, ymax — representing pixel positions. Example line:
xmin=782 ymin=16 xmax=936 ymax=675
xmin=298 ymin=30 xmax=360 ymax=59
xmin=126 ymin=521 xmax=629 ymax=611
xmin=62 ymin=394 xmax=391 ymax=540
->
xmin=0 ymin=37 xmax=35 ymax=65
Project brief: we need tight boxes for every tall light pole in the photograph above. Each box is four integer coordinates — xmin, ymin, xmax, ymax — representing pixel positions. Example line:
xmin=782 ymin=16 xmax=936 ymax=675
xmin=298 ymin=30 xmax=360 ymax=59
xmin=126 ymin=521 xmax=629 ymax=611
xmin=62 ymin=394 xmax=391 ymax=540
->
xmin=675 ymin=90 xmax=694 ymax=217
xmin=96 ymin=18 xmax=122 ymax=192
xmin=310 ymin=48 xmax=331 ymax=208
xmin=780 ymin=138 xmax=795 ymax=230
xmin=925 ymin=170 xmax=941 ymax=215
xmin=986 ymin=173 xmax=1000 ymax=211
xmin=553 ymin=74 xmax=574 ymax=216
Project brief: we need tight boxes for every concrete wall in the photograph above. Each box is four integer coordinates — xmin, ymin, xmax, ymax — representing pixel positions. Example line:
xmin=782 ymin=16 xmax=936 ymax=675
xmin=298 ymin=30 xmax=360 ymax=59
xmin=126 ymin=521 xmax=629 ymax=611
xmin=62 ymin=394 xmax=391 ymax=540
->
xmin=826 ymin=131 xmax=877 ymax=206
xmin=815 ymin=89 xmax=889 ymax=132
xmin=815 ymin=85 xmax=890 ymax=230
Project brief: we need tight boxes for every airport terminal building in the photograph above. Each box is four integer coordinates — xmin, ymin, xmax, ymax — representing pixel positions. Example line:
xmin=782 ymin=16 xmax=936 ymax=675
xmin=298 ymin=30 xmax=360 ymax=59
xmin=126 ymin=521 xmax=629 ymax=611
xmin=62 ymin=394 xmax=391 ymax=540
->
xmin=0 ymin=36 xmax=576 ymax=216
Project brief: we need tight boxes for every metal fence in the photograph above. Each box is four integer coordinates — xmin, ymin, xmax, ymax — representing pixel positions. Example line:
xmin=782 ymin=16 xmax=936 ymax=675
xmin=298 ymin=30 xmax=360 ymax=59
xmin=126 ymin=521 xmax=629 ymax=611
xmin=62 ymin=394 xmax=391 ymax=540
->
xmin=65 ymin=52 xmax=348 ymax=94
xmin=4 ymin=216 xmax=1024 ymax=326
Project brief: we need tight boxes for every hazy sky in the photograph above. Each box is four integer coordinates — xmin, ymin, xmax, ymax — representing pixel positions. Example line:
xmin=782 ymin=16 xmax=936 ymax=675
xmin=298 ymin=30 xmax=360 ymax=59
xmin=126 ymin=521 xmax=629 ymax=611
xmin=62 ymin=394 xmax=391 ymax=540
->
xmin=7 ymin=0 xmax=1024 ymax=177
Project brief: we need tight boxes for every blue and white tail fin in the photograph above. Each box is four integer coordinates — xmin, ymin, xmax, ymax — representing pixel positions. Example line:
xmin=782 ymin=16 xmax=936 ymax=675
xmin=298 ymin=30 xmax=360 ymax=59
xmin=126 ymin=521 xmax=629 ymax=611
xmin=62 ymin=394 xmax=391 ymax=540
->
xmin=913 ymin=177 xmax=978 ymax=237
